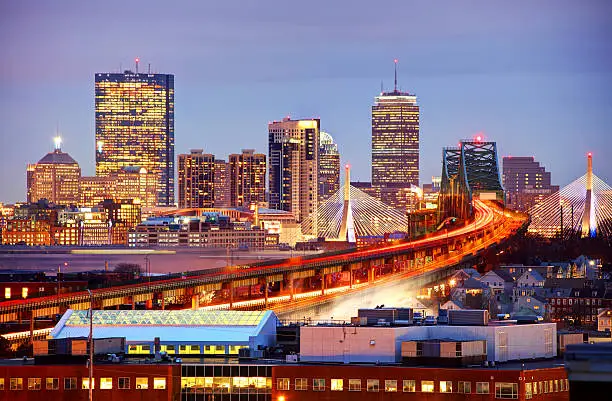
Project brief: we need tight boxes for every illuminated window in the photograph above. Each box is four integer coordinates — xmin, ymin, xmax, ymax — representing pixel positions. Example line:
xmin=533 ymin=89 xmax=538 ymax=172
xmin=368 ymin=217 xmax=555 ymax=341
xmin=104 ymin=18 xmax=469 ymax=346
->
xmin=526 ymin=382 xmax=533 ymax=399
xmin=331 ymin=379 xmax=343 ymax=391
xmin=277 ymin=378 xmax=290 ymax=391
xmin=403 ymin=380 xmax=416 ymax=392
xmin=28 ymin=378 xmax=41 ymax=390
xmin=348 ymin=379 xmax=361 ymax=391
xmin=4 ymin=288 xmax=10 ymax=299
xmin=385 ymin=380 xmax=397 ymax=392
xmin=495 ymin=382 xmax=518 ymax=399
xmin=440 ymin=380 xmax=453 ymax=393
xmin=46 ymin=378 xmax=59 ymax=390
xmin=367 ymin=379 xmax=379 ymax=392
xmin=22 ymin=287 xmax=28 ymax=298
xmin=100 ymin=378 xmax=112 ymax=389
xmin=119 ymin=377 xmax=130 ymax=389
xmin=10 ymin=378 xmax=23 ymax=390
xmin=313 ymin=378 xmax=325 ymax=391
xmin=476 ymin=382 xmax=489 ymax=394
xmin=422 ymin=381 xmax=434 ymax=393
xmin=136 ymin=378 xmax=148 ymax=389
xmin=64 ymin=377 xmax=77 ymax=390
xmin=458 ymin=381 xmax=471 ymax=393
xmin=82 ymin=378 xmax=95 ymax=389
xmin=295 ymin=378 xmax=307 ymax=391
xmin=154 ymin=378 xmax=166 ymax=389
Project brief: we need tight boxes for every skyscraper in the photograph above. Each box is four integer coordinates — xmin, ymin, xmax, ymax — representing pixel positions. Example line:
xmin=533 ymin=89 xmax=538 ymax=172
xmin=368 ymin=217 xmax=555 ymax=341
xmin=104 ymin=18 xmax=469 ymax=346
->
xmin=177 ymin=149 xmax=215 ymax=208
xmin=229 ymin=149 xmax=266 ymax=207
xmin=28 ymin=139 xmax=81 ymax=205
xmin=371 ymin=61 xmax=419 ymax=208
xmin=214 ymin=159 xmax=230 ymax=208
xmin=95 ymin=69 xmax=175 ymax=206
xmin=268 ymin=117 xmax=319 ymax=223
xmin=318 ymin=131 xmax=340 ymax=203
xmin=502 ymin=156 xmax=559 ymax=212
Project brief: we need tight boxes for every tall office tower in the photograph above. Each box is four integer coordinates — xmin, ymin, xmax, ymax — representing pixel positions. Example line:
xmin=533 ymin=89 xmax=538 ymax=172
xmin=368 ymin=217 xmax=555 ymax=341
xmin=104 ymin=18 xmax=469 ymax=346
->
xmin=79 ymin=176 xmax=116 ymax=207
xmin=229 ymin=149 xmax=266 ymax=207
xmin=371 ymin=61 xmax=419 ymax=209
xmin=113 ymin=166 xmax=158 ymax=208
xmin=214 ymin=159 xmax=231 ymax=207
xmin=95 ymin=68 xmax=175 ymax=206
xmin=28 ymin=139 xmax=81 ymax=205
xmin=502 ymin=156 xmax=559 ymax=212
xmin=318 ymin=131 xmax=341 ymax=203
xmin=268 ymin=117 xmax=319 ymax=223
xmin=177 ymin=149 xmax=215 ymax=208
xmin=26 ymin=164 xmax=35 ymax=203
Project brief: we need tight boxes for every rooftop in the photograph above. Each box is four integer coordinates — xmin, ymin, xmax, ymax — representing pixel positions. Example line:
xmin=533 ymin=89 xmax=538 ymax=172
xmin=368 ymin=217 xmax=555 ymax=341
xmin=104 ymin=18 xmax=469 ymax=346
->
xmin=37 ymin=149 xmax=79 ymax=165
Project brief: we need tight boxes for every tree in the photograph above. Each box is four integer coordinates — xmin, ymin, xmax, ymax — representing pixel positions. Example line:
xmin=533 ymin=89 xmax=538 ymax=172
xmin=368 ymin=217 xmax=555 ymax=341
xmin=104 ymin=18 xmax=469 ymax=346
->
xmin=0 ymin=336 xmax=12 ymax=358
xmin=114 ymin=263 xmax=143 ymax=274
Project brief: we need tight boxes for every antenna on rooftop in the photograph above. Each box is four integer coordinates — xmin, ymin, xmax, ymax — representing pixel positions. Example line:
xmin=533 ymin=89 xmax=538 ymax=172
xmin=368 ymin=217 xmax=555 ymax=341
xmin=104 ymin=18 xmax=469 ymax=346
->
xmin=135 ymin=57 xmax=140 ymax=73
xmin=148 ymin=63 xmax=151 ymax=74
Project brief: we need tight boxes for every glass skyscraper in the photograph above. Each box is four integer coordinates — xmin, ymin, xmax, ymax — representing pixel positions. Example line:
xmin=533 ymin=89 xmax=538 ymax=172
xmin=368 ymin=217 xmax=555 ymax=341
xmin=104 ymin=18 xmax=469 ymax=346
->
xmin=318 ymin=131 xmax=340 ymax=203
xmin=371 ymin=69 xmax=419 ymax=201
xmin=95 ymin=71 xmax=175 ymax=206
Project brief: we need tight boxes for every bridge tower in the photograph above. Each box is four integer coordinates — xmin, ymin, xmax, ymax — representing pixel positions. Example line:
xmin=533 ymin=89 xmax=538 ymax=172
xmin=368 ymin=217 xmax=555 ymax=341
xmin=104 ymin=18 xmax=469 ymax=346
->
xmin=338 ymin=164 xmax=356 ymax=242
xmin=581 ymin=153 xmax=596 ymax=238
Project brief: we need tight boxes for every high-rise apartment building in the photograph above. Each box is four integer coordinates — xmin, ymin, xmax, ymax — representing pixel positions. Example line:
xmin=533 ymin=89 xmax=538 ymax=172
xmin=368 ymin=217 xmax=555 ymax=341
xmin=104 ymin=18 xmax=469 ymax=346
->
xmin=502 ymin=156 xmax=559 ymax=211
xmin=371 ymin=61 xmax=419 ymax=209
xmin=79 ymin=167 xmax=157 ymax=208
xmin=268 ymin=117 xmax=319 ymax=223
xmin=214 ymin=159 xmax=231 ymax=208
xmin=229 ymin=149 xmax=266 ymax=207
xmin=28 ymin=141 xmax=81 ymax=206
xmin=95 ymin=70 xmax=175 ymax=206
xmin=177 ymin=149 xmax=215 ymax=208
xmin=318 ymin=132 xmax=340 ymax=203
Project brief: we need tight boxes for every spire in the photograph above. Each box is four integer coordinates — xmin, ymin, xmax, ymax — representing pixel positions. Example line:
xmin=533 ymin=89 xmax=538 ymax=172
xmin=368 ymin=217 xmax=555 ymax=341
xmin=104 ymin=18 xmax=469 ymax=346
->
xmin=53 ymin=136 xmax=62 ymax=151
xmin=394 ymin=59 xmax=398 ymax=92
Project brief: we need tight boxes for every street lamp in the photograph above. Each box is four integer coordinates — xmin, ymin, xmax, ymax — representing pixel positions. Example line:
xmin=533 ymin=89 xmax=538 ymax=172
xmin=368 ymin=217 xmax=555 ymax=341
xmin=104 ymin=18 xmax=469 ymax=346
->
xmin=87 ymin=289 xmax=93 ymax=401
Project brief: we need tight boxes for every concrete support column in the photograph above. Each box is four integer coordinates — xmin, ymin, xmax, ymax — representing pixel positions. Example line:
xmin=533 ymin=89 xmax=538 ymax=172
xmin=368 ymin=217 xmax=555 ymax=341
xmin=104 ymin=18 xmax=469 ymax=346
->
xmin=161 ymin=296 xmax=165 ymax=310
xmin=321 ymin=273 xmax=326 ymax=295
xmin=191 ymin=294 xmax=200 ymax=310
xmin=264 ymin=281 xmax=269 ymax=309
xmin=369 ymin=267 xmax=375 ymax=283
xmin=289 ymin=274 xmax=294 ymax=301
xmin=131 ymin=297 xmax=136 ymax=310
xmin=145 ymin=299 xmax=153 ymax=309
xmin=349 ymin=269 xmax=353 ymax=289
xmin=229 ymin=282 xmax=234 ymax=309
xmin=29 ymin=312 xmax=34 ymax=344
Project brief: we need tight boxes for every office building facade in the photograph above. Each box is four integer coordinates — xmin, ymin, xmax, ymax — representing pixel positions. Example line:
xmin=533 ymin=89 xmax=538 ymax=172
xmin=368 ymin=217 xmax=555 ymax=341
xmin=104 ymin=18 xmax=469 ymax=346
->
xmin=95 ymin=71 xmax=175 ymax=206
xmin=214 ymin=159 xmax=231 ymax=208
xmin=268 ymin=117 xmax=319 ymax=223
xmin=229 ymin=149 xmax=266 ymax=207
xmin=318 ymin=131 xmax=340 ymax=203
xmin=502 ymin=156 xmax=559 ymax=212
xmin=177 ymin=149 xmax=215 ymax=208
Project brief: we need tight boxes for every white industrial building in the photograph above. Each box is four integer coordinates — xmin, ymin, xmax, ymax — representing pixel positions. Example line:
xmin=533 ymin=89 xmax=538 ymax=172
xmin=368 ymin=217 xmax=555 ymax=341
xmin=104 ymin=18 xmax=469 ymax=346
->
xmin=300 ymin=322 xmax=556 ymax=364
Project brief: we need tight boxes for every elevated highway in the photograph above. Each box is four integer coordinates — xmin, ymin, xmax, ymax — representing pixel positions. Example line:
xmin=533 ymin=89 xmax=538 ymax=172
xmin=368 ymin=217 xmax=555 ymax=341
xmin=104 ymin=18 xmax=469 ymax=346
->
xmin=1 ymin=200 xmax=528 ymax=344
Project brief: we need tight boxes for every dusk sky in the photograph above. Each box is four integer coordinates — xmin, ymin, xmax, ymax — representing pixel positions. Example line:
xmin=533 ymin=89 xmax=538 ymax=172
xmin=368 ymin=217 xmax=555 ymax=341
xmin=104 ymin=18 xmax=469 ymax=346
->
xmin=1 ymin=0 xmax=611 ymax=204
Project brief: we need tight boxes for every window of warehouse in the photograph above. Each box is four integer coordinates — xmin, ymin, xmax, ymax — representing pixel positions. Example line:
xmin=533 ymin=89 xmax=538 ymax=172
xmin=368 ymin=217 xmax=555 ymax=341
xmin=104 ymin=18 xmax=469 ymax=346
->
xmin=403 ymin=380 xmax=416 ymax=392
xmin=458 ymin=381 xmax=471 ymax=393
xmin=82 ymin=378 xmax=95 ymax=389
xmin=46 ymin=378 xmax=59 ymax=390
xmin=495 ymin=382 xmax=518 ymax=399
xmin=421 ymin=381 xmax=434 ymax=393
xmin=64 ymin=378 xmax=77 ymax=390
xmin=28 ymin=378 xmax=41 ymax=390
xmin=348 ymin=379 xmax=361 ymax=391
xmin=440 ymin=381 xmax=453 ymax=393
xmin=119 ymin=377 xmax=130 ymax=389
xmin=385 ymin=380 xmax=397 ymax=392
xmin=525 ymin=382 xmax=533 ymax=399
xmin=136 ymin=377 xmax=149 ymax=389
xmin=313 ymin=379 xmax=325 ymax=391
xmin=331 ymin=379 xmax=343 ymax=391
xmin=295 ymin=378 xmax=308 ymax=391
xmin=477 ymin=382 xmax=490 ymax=394
xmin=277 ymin=378 xmax=290 ymax=391
xmin=100 ymin=378 xmax=113 ymax=390
xmin=367 ymin=379 xmax=379 ymax=392
xmin=154 ymin=378 xmax=166 ymax=389
xmin=10 ymin=378 xmax=23 ymax=390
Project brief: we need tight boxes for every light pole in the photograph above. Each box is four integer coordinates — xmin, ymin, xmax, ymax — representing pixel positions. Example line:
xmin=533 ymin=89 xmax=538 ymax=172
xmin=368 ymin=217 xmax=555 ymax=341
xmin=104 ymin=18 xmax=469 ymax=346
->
xmin=87 ymin=289 xmax=93 ymax=401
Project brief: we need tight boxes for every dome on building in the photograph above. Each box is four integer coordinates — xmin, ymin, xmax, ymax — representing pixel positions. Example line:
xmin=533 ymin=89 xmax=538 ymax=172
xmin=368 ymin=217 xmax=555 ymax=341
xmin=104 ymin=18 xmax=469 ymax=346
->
xmin=37 ymin=149 xmax=79 ymax=165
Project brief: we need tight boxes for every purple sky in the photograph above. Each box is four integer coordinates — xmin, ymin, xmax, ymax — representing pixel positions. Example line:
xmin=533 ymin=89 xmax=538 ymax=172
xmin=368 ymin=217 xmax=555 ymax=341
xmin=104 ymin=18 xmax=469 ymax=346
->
xmin=1 ymin=0 xmax=611 ymax=204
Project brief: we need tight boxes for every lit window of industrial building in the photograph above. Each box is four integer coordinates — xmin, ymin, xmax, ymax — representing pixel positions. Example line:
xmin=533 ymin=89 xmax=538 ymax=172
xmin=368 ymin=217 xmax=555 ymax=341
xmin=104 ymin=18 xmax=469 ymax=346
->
xmin=100 ymin=377 xmax=113 ymax=389
xmin=330 ymin=379 xmax=343 ymax=391
xmin=422 ymin=380 xmax=434 ymax=392
xmin=403 ymin=379 xmax=416 ymax=392
xmin=366 ymin=379 xmax=379 ymax=392
xmin=348 ymin=379 xmax=361 ymax=391
xmin=385 ymin=379 xmax=397 ymax=392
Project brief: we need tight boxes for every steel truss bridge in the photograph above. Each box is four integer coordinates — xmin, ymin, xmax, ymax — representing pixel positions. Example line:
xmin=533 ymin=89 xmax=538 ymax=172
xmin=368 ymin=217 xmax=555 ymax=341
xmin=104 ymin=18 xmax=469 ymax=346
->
xmin=438 ymin=140 xmax=505 ymax=221
xmin=1 ymin=201 xmax=528 ymax=346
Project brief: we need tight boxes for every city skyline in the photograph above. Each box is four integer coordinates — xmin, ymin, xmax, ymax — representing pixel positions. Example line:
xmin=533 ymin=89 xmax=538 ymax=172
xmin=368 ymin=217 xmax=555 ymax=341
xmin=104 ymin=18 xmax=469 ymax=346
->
xmin=1 ymin=1 xmax=612 ymax=204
